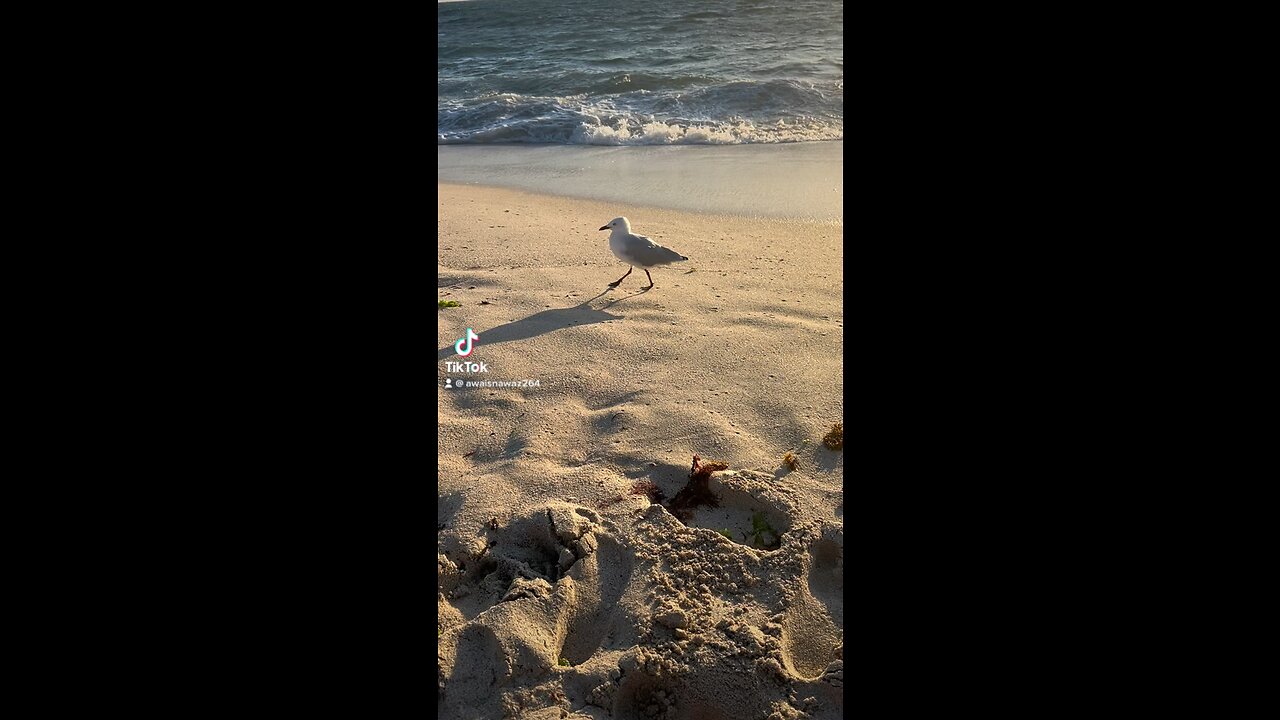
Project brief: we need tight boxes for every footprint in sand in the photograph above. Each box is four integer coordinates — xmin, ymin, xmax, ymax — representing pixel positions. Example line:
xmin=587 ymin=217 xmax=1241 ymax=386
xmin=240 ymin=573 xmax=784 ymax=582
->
xmin=808 ymin=531 xmax=843 ymax=622
xmin=560 ymin=530 xmax=635 ymax=665
xmin=440 ymin=506 xmax=588 ymax=622
xmin=440 ymin=504 xmax=637 ymax=717
xmin=781 ymin=527 xmax=844 ymax=680
xmin=444 ymin=624 xmax=507 ymax=718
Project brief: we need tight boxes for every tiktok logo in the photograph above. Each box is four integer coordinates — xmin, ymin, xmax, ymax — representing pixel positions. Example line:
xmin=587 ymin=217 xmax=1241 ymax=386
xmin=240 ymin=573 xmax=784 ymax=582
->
xmin=455 ymin=328 xmax=480 ymax=357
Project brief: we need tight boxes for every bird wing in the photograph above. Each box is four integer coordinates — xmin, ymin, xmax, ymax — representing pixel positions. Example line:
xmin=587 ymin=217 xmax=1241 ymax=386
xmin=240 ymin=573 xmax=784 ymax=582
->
xmin=624 ymin=233 xmax=685 ymax=265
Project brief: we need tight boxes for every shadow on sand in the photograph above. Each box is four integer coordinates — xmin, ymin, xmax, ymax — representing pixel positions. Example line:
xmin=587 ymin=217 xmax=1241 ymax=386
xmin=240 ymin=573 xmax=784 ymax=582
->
xmin=437 ymin=287 xmax=650 ymax=360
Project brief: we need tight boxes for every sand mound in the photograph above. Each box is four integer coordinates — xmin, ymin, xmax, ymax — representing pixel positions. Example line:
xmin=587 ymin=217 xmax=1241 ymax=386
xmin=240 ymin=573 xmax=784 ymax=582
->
xmin=439 ymin=470 xmax=842 ymax=720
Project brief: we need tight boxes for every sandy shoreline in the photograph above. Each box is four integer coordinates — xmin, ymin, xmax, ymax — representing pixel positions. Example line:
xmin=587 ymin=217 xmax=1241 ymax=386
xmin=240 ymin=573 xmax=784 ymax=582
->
xmin=437 ymin=181 xmax=844 ymax=720
xmin=438 ymin=141 xmax=843 ymax=223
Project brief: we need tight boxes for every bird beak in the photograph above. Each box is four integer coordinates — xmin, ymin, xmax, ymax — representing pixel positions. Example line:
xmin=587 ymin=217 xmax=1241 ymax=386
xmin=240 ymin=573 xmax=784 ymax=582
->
xmin=599 ymin=225 xmax=609 ymax=231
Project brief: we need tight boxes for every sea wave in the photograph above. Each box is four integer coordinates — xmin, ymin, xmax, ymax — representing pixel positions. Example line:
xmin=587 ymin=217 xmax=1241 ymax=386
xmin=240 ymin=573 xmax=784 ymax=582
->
xmin=437 ymin=80 xmax=842 ymax=145
xmin=439 ymin=114 xmax=841 ymax=145
xmin=439 ymin=0 xmax=842 ymax=145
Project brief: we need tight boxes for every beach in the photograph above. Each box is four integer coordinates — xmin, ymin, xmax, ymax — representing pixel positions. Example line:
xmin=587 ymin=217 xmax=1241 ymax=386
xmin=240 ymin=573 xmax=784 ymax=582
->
xmin=438 ymin=0 xmax=842 ymax=713
xmin=437 ymin=142 xmax=844 ymax=720
xmin=438 ymin=143 xmax=843 ymax=223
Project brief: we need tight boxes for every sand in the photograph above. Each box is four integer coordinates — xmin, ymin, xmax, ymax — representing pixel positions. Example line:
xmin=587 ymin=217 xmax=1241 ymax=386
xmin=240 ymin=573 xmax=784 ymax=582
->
xmin=438 ymin=142 xmax=843 ymax=223
xmin=437 ymin=177 xmax=843 ymax=720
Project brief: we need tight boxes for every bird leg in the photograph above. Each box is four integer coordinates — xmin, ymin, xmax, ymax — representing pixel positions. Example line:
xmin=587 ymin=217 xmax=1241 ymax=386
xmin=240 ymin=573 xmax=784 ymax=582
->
xmin=608 ymin=266 xmax=633 ymax=287
xmin=643 ymin=269 xmax=654 ymax=289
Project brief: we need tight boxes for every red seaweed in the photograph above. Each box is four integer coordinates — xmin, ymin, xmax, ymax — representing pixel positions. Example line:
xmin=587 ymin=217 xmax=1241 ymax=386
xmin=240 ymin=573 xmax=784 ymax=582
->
xmin=667 ymin=454 xmax=728 ymax=523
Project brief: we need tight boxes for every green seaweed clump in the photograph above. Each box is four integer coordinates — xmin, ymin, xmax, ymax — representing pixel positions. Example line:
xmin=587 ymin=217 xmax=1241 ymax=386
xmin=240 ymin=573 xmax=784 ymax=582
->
xmin=439 ymin=299 xmax=461 ymax=309
xmin=748 ymin=511 xmax=780 ymax=549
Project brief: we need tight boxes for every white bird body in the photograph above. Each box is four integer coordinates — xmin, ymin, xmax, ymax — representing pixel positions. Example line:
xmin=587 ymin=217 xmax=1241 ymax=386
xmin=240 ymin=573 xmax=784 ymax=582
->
xmin=599 ymin=216 xmax=687 ymax=289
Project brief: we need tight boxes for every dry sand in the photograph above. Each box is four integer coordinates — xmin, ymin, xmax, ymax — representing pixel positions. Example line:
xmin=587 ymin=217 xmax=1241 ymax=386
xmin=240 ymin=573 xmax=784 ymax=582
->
xmin=437 ymin=181 xmax=843 ymax=720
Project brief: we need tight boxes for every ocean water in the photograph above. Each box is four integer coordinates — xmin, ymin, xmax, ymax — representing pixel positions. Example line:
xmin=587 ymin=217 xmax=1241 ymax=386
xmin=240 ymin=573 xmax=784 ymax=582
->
xmin=438 ymin=0 xmax=843 ymax=145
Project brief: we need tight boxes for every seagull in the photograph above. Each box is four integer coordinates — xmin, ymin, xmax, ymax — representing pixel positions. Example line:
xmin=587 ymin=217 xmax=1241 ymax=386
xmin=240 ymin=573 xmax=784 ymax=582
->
xmin=598 ymin=217 xmax=689 ymax=289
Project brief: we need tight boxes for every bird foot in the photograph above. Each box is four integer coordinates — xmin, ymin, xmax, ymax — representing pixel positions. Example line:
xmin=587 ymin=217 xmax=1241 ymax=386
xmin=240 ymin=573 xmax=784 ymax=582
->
xmin=607 ymin=281 xmax=622 ymax=288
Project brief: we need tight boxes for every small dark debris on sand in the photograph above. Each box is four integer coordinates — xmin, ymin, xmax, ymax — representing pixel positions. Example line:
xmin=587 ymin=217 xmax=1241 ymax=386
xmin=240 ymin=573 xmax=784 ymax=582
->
xmin=667 ymin=455 xmax=728 ymax=523
xmin=782 ymin=451 xmax=800 ymax=470
xmin=822 ymin=422 xmax=844 ymax=450
xmin=629 ymin=479 xmax=665 ymax=504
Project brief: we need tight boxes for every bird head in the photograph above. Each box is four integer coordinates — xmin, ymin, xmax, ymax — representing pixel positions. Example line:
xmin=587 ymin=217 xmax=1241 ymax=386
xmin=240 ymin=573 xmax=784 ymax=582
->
xmin=598 ymin=217 xmax=630 ymax=232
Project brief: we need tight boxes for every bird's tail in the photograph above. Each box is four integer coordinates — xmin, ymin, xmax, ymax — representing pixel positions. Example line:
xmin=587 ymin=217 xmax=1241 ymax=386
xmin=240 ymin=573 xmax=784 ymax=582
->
xmin=679 ymin=255 xmax=689 ymax=261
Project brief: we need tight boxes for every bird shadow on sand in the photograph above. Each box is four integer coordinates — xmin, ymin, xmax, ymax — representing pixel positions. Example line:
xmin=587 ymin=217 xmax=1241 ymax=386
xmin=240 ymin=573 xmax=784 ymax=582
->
xmin=437 ymin=288 xmax=646 ymax=360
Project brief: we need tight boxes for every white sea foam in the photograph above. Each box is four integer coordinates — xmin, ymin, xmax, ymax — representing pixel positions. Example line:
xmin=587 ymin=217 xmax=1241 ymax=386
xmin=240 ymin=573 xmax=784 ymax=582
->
xmin=438 ymin=77 xmax=842 ymax=145
xmin=569 ymin=118 xmax=838 ymax=145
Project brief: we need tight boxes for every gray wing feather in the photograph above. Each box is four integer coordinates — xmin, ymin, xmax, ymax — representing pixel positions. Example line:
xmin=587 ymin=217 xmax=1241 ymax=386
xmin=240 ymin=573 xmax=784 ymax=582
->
xmin=623 ymin=233 xmax=689 ymax=265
